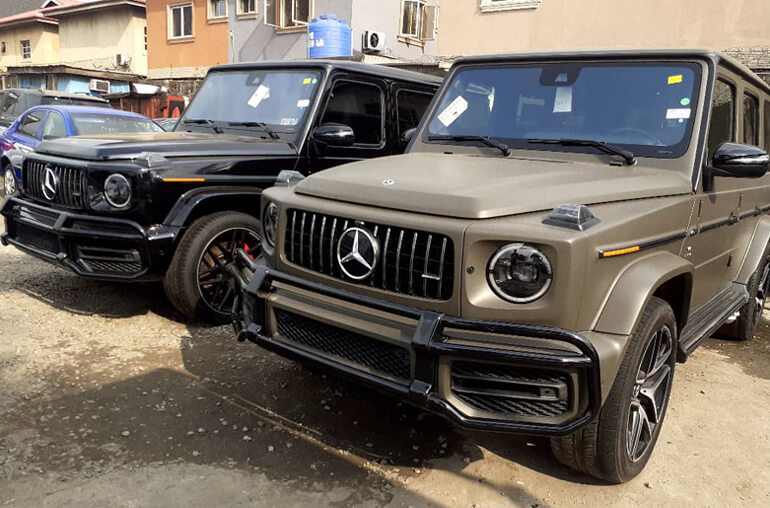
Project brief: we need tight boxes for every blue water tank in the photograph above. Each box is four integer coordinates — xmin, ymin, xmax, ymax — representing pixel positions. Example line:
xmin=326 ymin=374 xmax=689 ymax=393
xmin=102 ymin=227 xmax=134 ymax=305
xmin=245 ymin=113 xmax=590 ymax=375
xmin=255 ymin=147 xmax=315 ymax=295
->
xmin=308 ymin=14 xmax=352 ymax=59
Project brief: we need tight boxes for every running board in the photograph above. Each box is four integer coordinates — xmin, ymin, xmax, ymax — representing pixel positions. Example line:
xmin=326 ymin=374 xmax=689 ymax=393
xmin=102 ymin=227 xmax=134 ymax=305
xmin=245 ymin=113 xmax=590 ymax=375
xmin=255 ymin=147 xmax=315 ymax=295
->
xmin=678 ymin=283 xmax=749 ymax=359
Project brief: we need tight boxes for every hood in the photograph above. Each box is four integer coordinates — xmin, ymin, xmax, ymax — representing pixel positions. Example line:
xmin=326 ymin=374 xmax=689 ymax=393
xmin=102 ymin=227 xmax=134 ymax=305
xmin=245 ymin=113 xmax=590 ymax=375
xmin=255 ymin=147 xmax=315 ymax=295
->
xmin=295 ymin=153 xmax=693 ymax=219
xmin=34 ymin=132 xmax=296 ymax=161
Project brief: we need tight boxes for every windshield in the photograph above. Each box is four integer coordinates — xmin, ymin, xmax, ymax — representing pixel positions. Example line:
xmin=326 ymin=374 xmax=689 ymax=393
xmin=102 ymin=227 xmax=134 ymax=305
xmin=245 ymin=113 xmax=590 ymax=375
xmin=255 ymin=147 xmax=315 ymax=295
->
xmin=71 ymin=114 xmax=164 ymax=135
xmin=179 ymin=69 xmax=322 ymax=135
xmin=427 ymin=62 xmax=702 ymax=158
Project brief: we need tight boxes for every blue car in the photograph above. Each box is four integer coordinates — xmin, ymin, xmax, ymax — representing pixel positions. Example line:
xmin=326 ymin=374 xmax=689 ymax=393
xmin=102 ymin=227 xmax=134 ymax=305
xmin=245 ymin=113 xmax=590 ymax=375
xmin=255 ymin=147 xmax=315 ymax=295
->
xmin=1 ymin=105 xmax=162 ymax=197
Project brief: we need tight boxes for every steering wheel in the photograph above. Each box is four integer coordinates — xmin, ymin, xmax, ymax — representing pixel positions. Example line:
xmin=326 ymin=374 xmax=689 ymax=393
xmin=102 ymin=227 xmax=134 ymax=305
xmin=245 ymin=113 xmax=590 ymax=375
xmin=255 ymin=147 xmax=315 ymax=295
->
xmin=609 ymin=127 xmax=664 ymax=146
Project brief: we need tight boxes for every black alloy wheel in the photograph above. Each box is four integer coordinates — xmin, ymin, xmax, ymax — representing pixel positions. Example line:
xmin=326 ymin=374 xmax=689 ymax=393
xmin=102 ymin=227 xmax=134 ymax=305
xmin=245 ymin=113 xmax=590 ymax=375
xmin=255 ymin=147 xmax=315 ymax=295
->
xmin=196 ymin=227 xmax=261 ymax=315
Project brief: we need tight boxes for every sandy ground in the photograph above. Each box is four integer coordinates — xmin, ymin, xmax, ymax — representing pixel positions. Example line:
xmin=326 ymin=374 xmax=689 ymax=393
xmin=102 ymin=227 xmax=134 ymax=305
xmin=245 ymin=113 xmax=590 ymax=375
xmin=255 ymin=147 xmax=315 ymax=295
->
xmin=0 ymin=244 xmax=768 ymax=508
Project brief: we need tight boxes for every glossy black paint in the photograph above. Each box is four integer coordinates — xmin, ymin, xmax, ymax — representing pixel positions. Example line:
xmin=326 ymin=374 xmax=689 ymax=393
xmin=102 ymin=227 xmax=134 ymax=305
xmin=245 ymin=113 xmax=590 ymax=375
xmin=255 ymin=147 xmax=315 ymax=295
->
xmin=712 ymin=142 xmax=770 ymax=178
xmin=1 ymin=62 xmax=441 ymax=280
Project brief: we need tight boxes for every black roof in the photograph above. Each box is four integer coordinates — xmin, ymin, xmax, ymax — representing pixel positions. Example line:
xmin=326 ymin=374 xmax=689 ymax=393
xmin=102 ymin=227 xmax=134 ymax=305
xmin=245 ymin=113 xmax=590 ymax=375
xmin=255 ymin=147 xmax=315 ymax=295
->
xmin=208 ymin=59 xmax=443 ymax=86
xmin=0 ymin=0 xmax=45 ymax=19
xmin=2 ymin=88 xmax=109 ymax=102
xmin=452 ymin=48 xmax=770 ymax=94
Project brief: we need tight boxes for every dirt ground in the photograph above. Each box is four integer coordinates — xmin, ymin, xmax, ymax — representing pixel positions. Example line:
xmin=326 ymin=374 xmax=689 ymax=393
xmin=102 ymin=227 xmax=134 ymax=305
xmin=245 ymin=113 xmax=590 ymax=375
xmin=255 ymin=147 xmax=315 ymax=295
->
xmin=0 ymin=244 xmax=768 ymax=508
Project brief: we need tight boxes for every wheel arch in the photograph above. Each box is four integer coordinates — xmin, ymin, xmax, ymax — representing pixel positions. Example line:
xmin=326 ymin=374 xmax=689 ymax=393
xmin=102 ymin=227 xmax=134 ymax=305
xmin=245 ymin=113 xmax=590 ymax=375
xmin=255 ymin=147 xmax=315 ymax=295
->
xmin=593 ymin=251 xmax=693 ymax=338
xmin=735 ymin=215 xmax=770 ymax=284
xmin=163 ymin=186 xmax=264 ymax=232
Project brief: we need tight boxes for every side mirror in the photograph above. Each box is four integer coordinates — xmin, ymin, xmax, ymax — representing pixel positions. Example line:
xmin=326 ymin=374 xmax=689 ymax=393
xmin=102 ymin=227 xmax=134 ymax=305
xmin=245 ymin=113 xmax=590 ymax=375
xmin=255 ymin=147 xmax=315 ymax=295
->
xmin=311 ymin=123 xmax=355 ymax=147
xmin=712 ymin=142 xmax=769 ymax=178
xmin=400 ymin=127 xmax=417 ymax=147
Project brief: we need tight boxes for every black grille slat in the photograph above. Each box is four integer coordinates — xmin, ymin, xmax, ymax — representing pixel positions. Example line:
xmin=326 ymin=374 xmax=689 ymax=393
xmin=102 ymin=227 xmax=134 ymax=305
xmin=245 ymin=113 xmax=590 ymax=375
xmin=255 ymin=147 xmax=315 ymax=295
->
xmin=451 ymin=362 xmax=571 ymax=418
xmin=274 ymin=309 xmax=411 ymax=382
xmin=284 ymin=209 xmax=454 ymax=300
xmin=22 ymin=160 xmax=85 ymax=209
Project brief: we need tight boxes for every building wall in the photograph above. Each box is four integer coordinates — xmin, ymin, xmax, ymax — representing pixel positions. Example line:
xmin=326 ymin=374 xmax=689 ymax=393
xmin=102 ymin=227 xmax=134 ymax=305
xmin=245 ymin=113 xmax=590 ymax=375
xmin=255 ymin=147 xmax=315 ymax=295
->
xmin=147 ymin=0 xmax=229 ymax=78
xmin=0 ymin=22 xmax=60 ymax=68
xmin=57 ymin=5 xmax=148 ymax=75
xmin=437 ymin=0 xmax=770 ymax=58
xmin=228 ymin=0 xmax=438 ymax=64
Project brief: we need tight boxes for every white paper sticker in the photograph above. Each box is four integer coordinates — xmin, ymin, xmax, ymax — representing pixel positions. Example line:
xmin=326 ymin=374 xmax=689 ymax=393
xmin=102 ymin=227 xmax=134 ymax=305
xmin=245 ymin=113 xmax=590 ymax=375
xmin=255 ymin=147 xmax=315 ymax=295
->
xmin=438 ymin=96 xmax=469 ymax=127
xmin=666 ymin=108 xmax=691 ymax=120
xmin=553 ymin=86 xmax=573 ymax=113
xmin=297 ymin=99 xmax=310 ymax=108
xmin=248 ymin=85 xmax=270 ymax=108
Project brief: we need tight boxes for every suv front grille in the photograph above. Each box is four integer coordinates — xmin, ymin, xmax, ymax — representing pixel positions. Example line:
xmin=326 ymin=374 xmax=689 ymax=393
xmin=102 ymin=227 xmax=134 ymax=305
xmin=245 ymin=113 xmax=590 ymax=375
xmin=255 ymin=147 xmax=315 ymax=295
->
xmin=450 ymin=362 xmax=571 ymax=418
xmin=274 ymin=309 xmax=411 ymax=382
xmin=23 ymin=160 xmax=86 ymax=209
xmin=284 ymin=209 xmax=454 ymax=300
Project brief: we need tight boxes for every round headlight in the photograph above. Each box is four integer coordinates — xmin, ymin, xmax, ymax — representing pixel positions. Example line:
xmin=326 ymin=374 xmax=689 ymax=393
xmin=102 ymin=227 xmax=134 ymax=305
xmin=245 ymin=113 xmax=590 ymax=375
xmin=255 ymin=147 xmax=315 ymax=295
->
xmin=487 ymin=243 xmax=553 ymax=303
xmin=263 ymin=202 xmax=279 ymax=247
xmin=103 ymin=173 xmax=131 ymax=208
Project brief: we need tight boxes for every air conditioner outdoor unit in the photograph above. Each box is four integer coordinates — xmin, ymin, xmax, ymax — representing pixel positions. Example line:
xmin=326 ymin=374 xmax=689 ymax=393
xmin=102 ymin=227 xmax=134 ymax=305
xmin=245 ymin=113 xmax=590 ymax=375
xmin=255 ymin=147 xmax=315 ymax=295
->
xmin=362 ymin=30 xmax=386 ymax=53
xmin=115 ymin=53 xmax=128 ymax=66
xmin=89 ymin=79 xmax=110 ymax=93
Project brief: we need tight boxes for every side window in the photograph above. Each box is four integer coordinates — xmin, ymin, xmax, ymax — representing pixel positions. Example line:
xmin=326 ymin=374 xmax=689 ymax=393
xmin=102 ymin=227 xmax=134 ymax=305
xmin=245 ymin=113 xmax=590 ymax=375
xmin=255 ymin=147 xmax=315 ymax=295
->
xmin=396 ymin=89 xmax=433 ymax=136
xmin=18 ymin=111 xmax=44 ymax=138
xmin=707 ymin=79 xmax=735 ymax=154
xmin=743 ymin=92 xmax=759 ymax=147
xmin=42 ymin=111 xmax=68 ymax=139
xmin=1 ymin=92 xmax=20 ymax=116
xmin=320 ymin=80 xmax=383 ymax=145
xmin=764 ymin=101 xmax=770 ymax=153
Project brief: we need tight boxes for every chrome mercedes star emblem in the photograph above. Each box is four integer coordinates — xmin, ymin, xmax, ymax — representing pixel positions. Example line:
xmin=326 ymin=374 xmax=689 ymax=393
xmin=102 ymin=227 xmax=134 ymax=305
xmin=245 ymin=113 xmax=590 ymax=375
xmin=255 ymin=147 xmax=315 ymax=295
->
xmin=336 ymin=227 xmax=379 ymax=280
xmin=42 ymin=165 xmax=58 ymax=200
xmin=382 ymin=178 xmax=396 ymax=186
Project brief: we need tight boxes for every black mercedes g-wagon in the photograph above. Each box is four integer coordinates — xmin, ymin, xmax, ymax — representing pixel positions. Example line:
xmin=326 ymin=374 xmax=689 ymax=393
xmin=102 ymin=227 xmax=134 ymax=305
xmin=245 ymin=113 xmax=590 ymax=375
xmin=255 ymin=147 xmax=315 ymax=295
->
xmin=0 ymin=60 xmax=441 ymax=322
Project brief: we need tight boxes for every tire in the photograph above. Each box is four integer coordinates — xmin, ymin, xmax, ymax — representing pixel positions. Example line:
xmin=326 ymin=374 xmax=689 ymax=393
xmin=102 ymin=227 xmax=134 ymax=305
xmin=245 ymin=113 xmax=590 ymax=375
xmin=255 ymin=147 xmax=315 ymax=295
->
xmin=163 ymin=212 xmax=262 ymax=324
xmin=551 ymin=297 xmax=676 ymax=483
xmin=719 ymin=242 xmax=770 ymax=341
xmin=1 ymin=163 xmax=15 ymax=198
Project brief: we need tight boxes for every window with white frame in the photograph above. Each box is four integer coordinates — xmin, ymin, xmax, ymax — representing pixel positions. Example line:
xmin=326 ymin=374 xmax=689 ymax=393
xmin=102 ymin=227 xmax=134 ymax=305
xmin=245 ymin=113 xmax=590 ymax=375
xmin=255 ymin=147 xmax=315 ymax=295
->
xmin=480 ymin=0 xmax=542 ymax=13
xmin=263 ymin=0 xmax=312 ymax=29
xmin=209 ymin=0 xmax=227 ymax=19
xmin=399 ymin=0 xmax=438 ymax=42
xmin=238 ymin=0 xmax=256 ymax=15
xmin=169 ymin=3 xmax=193 ymax=39
xmin=20 ymin=40 xmax=31 ymax=59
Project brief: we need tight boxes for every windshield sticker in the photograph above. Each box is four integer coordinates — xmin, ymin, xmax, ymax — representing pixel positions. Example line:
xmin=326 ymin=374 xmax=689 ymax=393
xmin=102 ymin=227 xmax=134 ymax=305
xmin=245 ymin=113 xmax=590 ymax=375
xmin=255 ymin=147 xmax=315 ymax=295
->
xmin=666 ymin=108 xmax=691 ymax=120
xmin=553 ymin=86 xmax=573 ymax=113
xmin=680 ymin=97 xmax=691 ymax=106
xmin=297 ymin=99 xmax=310 ymax=108
xmin=280 ymin=118 xmax=299 ymax=126
xmin=248 ymin=85 xmax=270 ymax=108
xmin=438 ymin=96 xmax=469 ymax=127
xmin=667 ymin=74 xmax=684 ymax=85
xmin=303 ymin=77 xmax=312 ymax=85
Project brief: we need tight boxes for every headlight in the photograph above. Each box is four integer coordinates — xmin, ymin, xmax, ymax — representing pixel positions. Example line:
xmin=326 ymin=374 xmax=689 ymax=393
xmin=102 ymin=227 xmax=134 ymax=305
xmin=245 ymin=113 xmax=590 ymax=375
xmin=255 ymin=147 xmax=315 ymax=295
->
xmin=103 ymin=173 xmax=131 ymax=208
xmin=263 ymin=202 xmax=279 ymax=247
xmin=487 ymin=243 xmax=553 ymax=303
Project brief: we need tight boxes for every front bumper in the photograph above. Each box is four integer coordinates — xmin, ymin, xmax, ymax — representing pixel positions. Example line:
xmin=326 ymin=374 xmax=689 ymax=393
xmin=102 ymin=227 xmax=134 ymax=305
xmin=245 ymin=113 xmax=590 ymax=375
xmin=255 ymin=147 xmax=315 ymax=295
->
xmin=233 ymin=258 xmax=602 ymax=436
xmin=1 ymin=196 xmax=178 ymax=281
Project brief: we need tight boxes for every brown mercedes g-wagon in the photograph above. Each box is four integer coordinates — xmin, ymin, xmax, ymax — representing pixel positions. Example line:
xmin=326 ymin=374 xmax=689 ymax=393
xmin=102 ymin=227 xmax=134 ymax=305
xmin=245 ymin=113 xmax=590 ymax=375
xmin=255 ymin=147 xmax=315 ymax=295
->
xmin=233 ymin=50 xmax=770 ymax=482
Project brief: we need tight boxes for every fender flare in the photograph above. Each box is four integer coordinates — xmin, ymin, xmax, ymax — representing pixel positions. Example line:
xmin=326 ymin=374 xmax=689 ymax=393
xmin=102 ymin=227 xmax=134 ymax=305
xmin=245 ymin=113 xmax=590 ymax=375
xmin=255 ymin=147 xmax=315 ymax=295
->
xmin=735 ymin=215 xmax=770 ymax=284
xmin=593 ymin=251 xmax=693 ymax=337
xmin=163 ymin=185 xmax=265 ymax=228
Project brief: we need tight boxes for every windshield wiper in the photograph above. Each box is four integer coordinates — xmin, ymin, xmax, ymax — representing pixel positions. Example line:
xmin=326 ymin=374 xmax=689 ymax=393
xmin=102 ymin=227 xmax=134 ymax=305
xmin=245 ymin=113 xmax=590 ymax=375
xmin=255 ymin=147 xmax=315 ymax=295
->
xmin=227 ymin=121 xmax=280 ymax=140
xmin=528 ymin=138 xmax=636 ymax=165
xmin=182 ymin=118 xmax=223 ymax=134
xmin=427 ymin=135 xmax=511 ymax=156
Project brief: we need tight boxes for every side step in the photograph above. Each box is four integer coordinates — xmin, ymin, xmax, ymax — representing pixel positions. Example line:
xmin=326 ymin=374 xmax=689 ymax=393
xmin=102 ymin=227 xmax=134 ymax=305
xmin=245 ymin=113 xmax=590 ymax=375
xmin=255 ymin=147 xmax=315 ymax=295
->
xmin=678 ymin=282 xmax=749 ymax=359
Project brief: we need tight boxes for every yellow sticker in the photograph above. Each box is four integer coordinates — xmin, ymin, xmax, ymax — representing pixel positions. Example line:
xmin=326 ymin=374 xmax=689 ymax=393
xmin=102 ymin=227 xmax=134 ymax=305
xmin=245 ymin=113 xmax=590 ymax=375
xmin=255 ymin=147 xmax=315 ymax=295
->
xmin=303 ymin=78 xmax=312 ymax=85
xmin=668 ymin=74 xmax=683 ymax=85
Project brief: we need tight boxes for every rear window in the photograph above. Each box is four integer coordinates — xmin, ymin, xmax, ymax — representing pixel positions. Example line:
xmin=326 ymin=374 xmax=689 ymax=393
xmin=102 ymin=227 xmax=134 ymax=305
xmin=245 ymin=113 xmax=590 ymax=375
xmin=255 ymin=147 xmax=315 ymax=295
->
xmin=41 ymin=96 xmax=111 ymax=108
xmin=71 ymin=114 xmax=163 ymax=135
